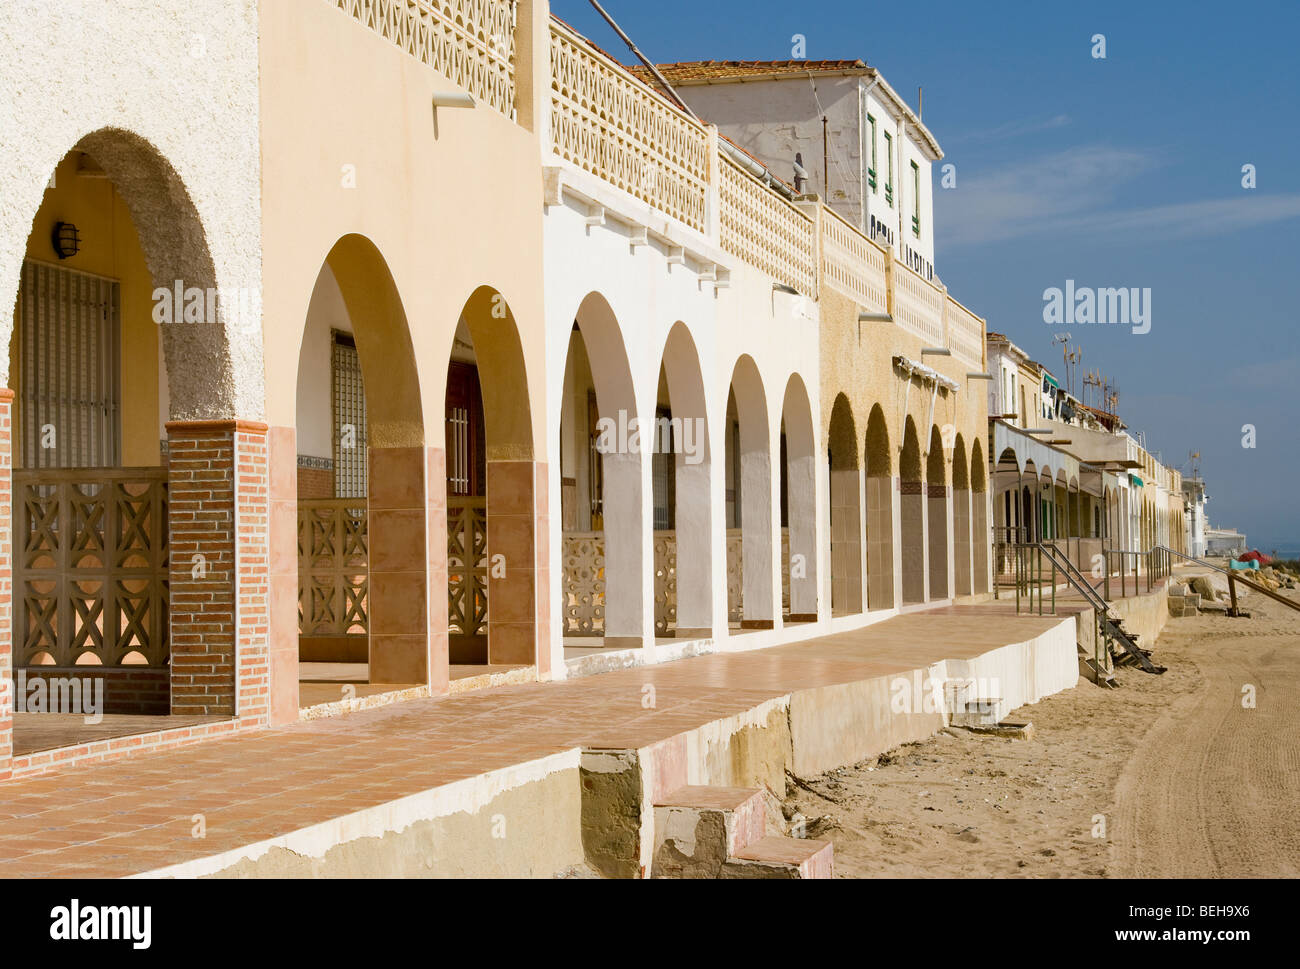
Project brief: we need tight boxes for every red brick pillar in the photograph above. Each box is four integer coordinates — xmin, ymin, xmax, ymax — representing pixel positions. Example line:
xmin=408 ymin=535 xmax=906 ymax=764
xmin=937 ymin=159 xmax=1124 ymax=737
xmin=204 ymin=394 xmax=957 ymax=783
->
xmin=486 ymin=460 xmax=548 ymax=673
xmin=0 ymin=389 xmax=13 ymax=779
xmin=167 ymin=420 xmax=270 ymax=722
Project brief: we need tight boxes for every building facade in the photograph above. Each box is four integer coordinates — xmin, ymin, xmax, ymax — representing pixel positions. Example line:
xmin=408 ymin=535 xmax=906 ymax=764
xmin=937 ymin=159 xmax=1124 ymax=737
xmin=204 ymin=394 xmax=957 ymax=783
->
xmin=0 ymin=0 xmax=1186 ymax=780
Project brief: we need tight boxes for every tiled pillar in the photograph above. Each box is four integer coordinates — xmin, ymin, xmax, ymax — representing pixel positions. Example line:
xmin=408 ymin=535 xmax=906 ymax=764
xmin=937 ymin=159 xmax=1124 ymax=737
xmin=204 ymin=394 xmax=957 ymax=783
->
xmin=0 ymin=390 xmax=13 ymax=779
xmin=953 ymin=487 xmax=972 ymax=596
xmin=167 ymin=420 xmax=270 ymax=722
xmin=426 ymin=447 xmax=449 ymax=694
xmin=866 ymin=474 xmax=895 ymax=611
xmin=927 ymin=482 xmax=949 ymax=600
xmin=829 ymin=467 xmax=863 ymax=615
xmin=267 ymin=426 xmax=300 ymax=724
xmin=368 ymin=447 xmax=428 ymax=685
xmin=900 ymin=479 xmax=925 ymax=604
xmin=486 ymin=460 xmax=545 ymax=669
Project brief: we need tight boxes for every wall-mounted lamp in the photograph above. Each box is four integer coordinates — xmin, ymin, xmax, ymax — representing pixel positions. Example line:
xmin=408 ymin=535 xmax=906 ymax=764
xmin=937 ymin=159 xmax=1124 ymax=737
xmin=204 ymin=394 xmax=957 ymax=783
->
xmin=52 ymin=222 xmax=81 ymax=260
xmin=772 ymin=282 xmax=799 ymax=295
xmin=966 ymin=372 xmax=994 ymax=380
xmin=920 ymin=347 xmax=951 ymax=356
xmin=432 ymin=91 xmax=476 ymax=110
xmin=858 ymin=311 xmax=893 ymax=323
xmin=1023 ymin=428 xmax=1054 ymax=435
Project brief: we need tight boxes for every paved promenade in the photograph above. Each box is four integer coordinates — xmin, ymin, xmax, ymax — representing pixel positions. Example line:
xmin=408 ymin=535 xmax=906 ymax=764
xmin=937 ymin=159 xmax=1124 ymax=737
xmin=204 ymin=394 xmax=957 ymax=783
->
xmin=0 ymin=605 xmax=1070 ymax=878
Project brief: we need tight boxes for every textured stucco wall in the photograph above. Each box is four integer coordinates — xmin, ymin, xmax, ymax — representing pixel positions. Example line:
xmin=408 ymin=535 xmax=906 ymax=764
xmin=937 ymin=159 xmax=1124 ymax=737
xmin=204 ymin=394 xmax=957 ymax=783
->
xmin=0 ymin=0 xmax=264 ymax=419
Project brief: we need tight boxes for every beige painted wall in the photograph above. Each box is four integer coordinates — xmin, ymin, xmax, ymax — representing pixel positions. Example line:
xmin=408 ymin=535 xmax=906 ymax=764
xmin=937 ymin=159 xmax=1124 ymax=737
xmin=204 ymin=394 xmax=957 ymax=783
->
xmin=258 ymin=0 xmax=548 ymax=452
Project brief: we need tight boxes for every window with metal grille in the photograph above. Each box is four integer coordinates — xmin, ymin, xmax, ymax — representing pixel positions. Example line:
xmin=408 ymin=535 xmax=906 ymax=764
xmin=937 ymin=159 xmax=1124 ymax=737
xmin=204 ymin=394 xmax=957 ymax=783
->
xmin=18 ymin=260 xmax=121 ymax=469
xmin=331 ymin=332 xmax=367 ymax=498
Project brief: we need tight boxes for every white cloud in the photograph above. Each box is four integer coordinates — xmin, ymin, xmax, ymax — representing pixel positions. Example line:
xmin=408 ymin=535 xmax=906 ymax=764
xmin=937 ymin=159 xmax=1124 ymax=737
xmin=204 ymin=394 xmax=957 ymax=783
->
xmin=946 ymin=113 xmax=1071 ymax=146
xmin=938 ymin=146 xmax=1156 ymax=246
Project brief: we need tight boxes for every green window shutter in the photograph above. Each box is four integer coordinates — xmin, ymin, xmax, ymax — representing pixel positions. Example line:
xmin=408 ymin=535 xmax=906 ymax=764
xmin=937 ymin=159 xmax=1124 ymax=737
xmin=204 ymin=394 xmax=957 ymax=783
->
xmin=911 ymin=160 xmax=921 ymax=235
xmin=866 ymin=113 xmax=877 ymax=191
xmin=883 ymin=131 xmax=893 ymax=206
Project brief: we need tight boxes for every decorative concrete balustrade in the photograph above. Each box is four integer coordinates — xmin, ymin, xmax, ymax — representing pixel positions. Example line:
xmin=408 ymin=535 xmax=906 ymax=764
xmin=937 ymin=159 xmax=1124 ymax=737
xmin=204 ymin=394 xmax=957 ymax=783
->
xmin=549 ymin=18 xmax=711 ymax=232
xmin=331 ymin=1 xmax=986 ymax=356
xmin=333 ymin=0 xmax=518 ymax=118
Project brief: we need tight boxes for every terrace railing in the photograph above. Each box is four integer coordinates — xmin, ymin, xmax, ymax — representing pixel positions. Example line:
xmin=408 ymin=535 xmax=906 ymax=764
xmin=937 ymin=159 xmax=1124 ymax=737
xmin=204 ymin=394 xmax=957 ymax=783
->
xmin=298 ymin=498 xmax=369 ymax=637
xmin=334 ymin=0 xmax=519 ymax=118
xmin=549 ymin=18 xmax=711 ymax=232
xmin=546 ymin=16 xmax=985 ymax=348
xmin=717 ymin=152 xmax=817 ymax=296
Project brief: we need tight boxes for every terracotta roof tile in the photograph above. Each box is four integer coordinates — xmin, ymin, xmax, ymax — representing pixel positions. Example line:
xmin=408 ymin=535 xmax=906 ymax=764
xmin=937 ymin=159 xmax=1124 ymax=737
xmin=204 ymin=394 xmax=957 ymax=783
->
xmin=627 ymin=59 xmax=870 ymax=84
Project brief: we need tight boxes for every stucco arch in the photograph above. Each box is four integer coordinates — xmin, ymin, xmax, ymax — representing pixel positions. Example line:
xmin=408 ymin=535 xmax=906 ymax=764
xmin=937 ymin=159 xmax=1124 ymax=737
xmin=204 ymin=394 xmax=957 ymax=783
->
xmin=726 ymin=355 xmax=774 ymax=627
xmin=927 ymin=426 xmax=949 ymax=599
xmin=658 ymin=321 xmax=713 ymax=635
xmin=900 ymin=416 xmax=924 ymax=604
xmin=952 ymin=434 xmax=971 ymax=597
xmin=828 ymin=393 xmax=862 ymax=615
xmin=781 ymin=374 xmax=818 ymax=620
xmin=324 ymin=234 xmax=425 ymax=447
xmin=561 ymin=290 xmax=644 ymax=644
xmin=459 ymin=284 xmax=534 ymax=460
xmin=970 ymin=439 xmax=989 ymax=593
xmin=864 ymin=404 xmax=894 ymax=610
xmin=3 ymin=128 xmax=243 ymax=420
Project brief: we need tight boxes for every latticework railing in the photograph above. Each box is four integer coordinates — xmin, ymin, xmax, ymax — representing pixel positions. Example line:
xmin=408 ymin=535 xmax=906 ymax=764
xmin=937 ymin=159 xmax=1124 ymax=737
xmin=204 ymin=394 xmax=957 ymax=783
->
xmin=14 ymin=468 xmax=169 ymax=667
xmin=449 ymin=496 xmax=488 ymax=636
xmin=562 ymin=530 xmax=604 ymax=636
xmin=718 ymin=153 xmax=817 ymax=296
xmin=561 ymin=528 xmax=792 ymax=635
xmin=549 ymin=19 xmax=710 ymax=231
xmin=947 ymin=295 xmax=985 ymax=369
xmin=821 ymin=208 xmax=888 ymax=313
xmin=653 ymin=530 xmax=676 ymax=637
xmin=893 ymin=260 xmax=945 ymax=345
xmin=298 ymin=498 xmax=369 ymax=636
xmin=334 ymin=0 xmax=518 ymax=118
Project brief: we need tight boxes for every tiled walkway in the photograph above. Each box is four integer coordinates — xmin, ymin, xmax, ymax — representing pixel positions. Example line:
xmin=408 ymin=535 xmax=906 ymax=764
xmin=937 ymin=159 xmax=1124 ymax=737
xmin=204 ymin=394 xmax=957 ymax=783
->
xmin=0 ymin=605 xmax=1070 ymax=878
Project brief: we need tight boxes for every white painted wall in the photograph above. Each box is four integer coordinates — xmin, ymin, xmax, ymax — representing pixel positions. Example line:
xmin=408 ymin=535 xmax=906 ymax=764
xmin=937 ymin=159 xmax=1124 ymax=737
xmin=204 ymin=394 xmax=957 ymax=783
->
xmin=542 ymin=160 xmax=824 ymax=676
xmin=294 ymin=264 xmax=354 ymax=461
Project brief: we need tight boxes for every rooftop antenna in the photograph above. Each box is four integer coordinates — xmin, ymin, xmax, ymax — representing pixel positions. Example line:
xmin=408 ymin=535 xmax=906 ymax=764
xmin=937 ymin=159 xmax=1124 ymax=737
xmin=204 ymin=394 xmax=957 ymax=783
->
xmin=586 ymin=0 xmax=701 ymax=123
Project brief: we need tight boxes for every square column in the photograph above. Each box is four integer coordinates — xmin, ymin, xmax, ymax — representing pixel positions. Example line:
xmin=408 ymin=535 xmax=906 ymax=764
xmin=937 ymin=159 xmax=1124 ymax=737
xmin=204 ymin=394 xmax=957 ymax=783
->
xmin=368 ymin=447 xmax=429 ymax=685
xmin=267 ymin=426 xmax=300 ymax=724
xmin=167 ymin=419 xmax=270 ymax=722
xmin=486 ymin=460 xmax=548 ymax=672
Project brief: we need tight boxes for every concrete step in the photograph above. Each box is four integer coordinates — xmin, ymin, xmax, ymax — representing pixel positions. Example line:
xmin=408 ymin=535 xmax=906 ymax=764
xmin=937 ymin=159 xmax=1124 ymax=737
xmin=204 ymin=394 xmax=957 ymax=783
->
xmin=651 ymin=785 xmax=832 ymax=878
xmin=727 ymin=835 xmax=834 ymax=879
xmin=652 ymin=785 xmax=766 ymax=877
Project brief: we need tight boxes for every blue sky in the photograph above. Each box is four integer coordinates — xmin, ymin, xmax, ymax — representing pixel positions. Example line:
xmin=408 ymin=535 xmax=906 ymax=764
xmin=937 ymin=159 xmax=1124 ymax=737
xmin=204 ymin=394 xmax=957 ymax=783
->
xmin=554 ymin=0 xmax=1300 ymax=549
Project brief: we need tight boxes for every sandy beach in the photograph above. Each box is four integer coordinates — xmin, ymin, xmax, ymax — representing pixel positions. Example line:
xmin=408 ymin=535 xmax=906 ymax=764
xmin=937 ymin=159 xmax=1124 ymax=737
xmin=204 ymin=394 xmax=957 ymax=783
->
xmin=783 ymin=573 xmax=1300 ymax=877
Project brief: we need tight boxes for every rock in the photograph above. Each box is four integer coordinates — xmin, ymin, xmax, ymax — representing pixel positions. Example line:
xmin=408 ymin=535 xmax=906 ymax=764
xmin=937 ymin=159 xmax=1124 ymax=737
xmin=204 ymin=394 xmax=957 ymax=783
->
xmin=1190 ymin=576 xmax=1219 ymax=601
xmin=1168 ymin=582 xmax=1189 ymax=598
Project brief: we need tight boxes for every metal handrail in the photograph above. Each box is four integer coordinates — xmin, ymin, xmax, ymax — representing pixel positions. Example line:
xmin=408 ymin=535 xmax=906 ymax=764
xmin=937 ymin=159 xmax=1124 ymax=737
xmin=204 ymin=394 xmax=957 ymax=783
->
xmin=1153 ymin=545 xmax=1230 ymax=576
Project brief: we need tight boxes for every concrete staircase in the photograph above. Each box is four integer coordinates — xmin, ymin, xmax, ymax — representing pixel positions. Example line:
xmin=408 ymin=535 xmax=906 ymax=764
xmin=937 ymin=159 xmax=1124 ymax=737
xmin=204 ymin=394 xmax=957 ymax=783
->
xmin=651 ymin=785 xmax=833 ymax=879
